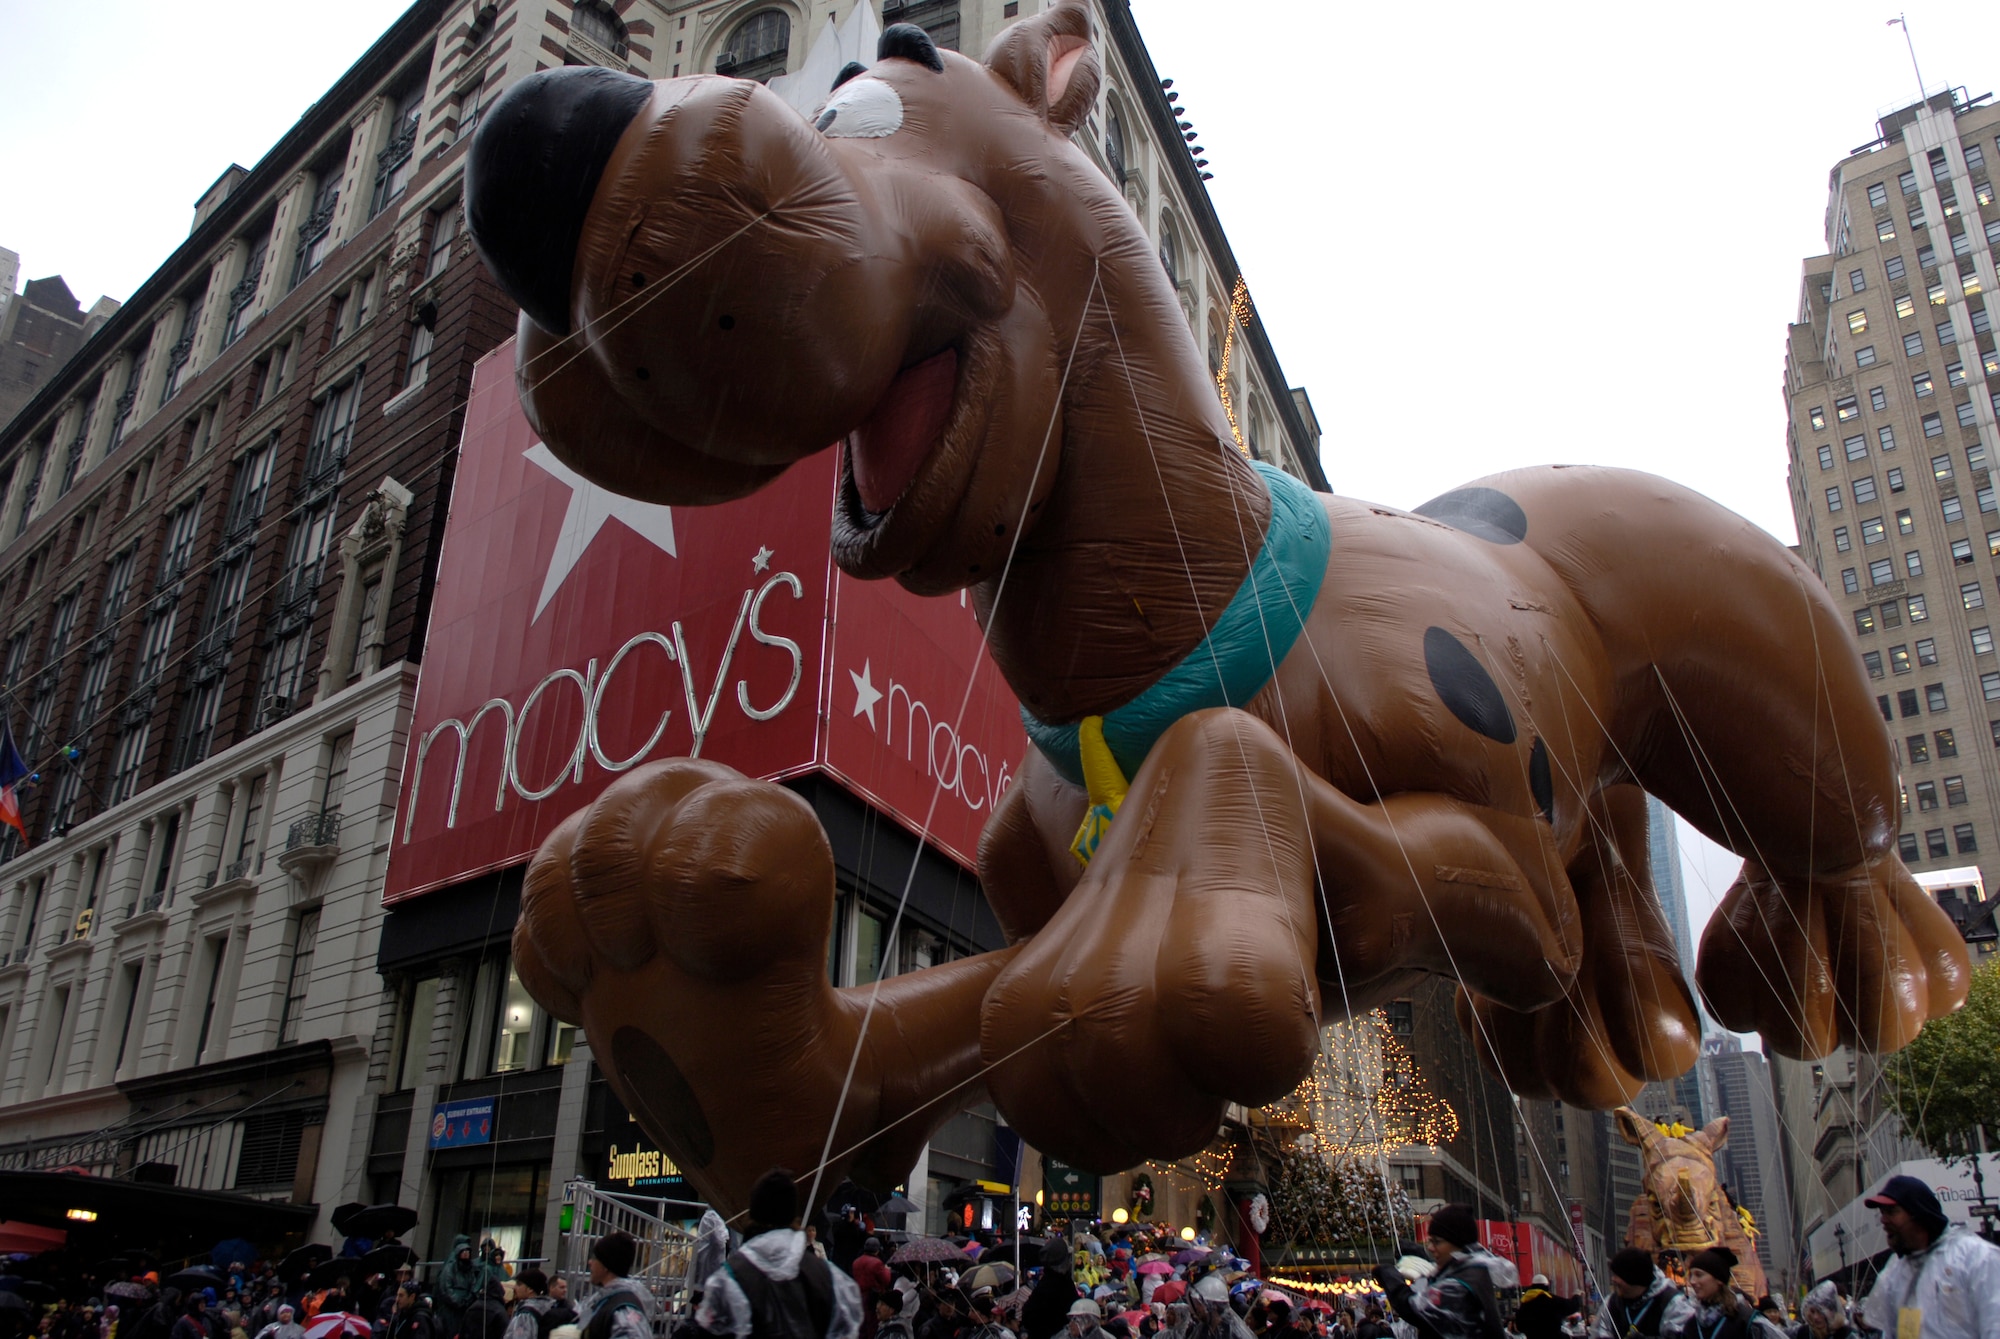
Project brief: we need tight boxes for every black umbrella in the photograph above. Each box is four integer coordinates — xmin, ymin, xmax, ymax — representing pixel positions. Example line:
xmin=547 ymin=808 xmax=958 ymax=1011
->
xmin=827 ymin=1182 xmax=880 ymax=1214
xmin=329 ymin=1204 xmax=370 ymax=1238
xmin=105 ymin=1282 xmax=155 ymax=1305
xmin=306 ymin=1259 xmax=359 ymax=1291
xmin=361 ymin=1246 xmax=414 ymax=1276
xmin=165 ymin=1268 xmax=223 ymax=1293
xmin=279 ymin=1246 xmax=334 ymax=1284
xmin=342 ymin=1207 xmax=418 ymax=1240
xmin=0 ymin=1292 xmax=33 ymax=1316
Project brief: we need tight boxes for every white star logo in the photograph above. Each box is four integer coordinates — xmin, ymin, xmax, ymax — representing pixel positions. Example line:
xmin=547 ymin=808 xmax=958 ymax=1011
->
xmin=525 ymin=443 xmax=678 ymax=621
xmin=850 ymin=660 xmax=883 ymax=731
xmin=752 ymin=545 xmax=774 ymax=573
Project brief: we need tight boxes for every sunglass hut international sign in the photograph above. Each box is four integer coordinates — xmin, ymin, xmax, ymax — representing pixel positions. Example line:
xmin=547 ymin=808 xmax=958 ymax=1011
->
xmin=384 ymin=340 xmax=1028 ymax=903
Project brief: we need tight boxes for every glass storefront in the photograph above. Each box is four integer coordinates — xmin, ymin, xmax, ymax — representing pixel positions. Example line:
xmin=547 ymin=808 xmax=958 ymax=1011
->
xmin=429 ymin=1163 xmax=549 ymax=1265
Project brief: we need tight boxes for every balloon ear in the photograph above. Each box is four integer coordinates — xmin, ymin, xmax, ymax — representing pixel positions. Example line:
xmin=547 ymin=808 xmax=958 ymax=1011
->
xmin=1613 ymin=1107 xmax=1660 ymax=1150
xmin=1690 ymin=1115 xmax=1730 ymax=1153
xmin=983 ymin=0 xmax=1099 ymax=135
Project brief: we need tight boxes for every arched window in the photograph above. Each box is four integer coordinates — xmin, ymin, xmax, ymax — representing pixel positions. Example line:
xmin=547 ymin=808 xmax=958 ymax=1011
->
xmin=1104 ymin=103 xmax=1127 ymax=186
xmin=1159 ymin=218 xmax=1180 ymax=288
xmin=570 ymin=1 xmax=627 ymax=57
xmin=721 ymin=9 xmax=791 ymax=83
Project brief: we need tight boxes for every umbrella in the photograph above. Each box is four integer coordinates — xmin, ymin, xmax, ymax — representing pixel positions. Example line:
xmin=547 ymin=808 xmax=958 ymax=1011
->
xmin=960 ymin=1263 xmax=1017 ymax=1293
xmin=307 ymin=1260 xmax=360 ymax=1290
xmin=826 ymin=1182 xmax=881 ymax=1214
xmin=211 ymin=1241 xmax=258 ymax=1273
xmin=303 ymin=1314 xmax=373 ymax=1339
xmin=105 ymin=1282 xmax=155 ymax=1304
xmin=1171 ymin=1249 xmax=1205 ymax=1266
xmin=278 ymin=1246 xmax=333 ymax=1284
xmin=878 ymin=1193 xmax=920 ymax=1216
xmin=362 ymin=1245 xmax=415 ymax=1275
xmin=1118 ymin=1312 xmax=1149 ymax=1329
xmin=341 ymin=1206 xmax=418 ymax=1240
xmin=994 ymin=1288 xmax=1031 ymax=1314
xmin=0 ymin=1294 xmax=31 ymax=1317
xmin=165 ymin=1268 xmax=223 ymax=1293
xmin=888 ymin=1238 xmax=972 ymax=1265
xmin=1136 ymin=1261 xmax=1172 ymax=1276
xmin=1296 ymin=1300 xmax=1333 ymax=1314
xmin=1151 ymin=1282 xmax=1186 ymax=1304
xmin=328 ymin=1205 xmax=369 ymax=1238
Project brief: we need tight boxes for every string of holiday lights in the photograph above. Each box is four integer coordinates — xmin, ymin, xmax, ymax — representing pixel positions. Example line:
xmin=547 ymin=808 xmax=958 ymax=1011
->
xmin=1214 ymin=275 xmax=1252 ymax=454
xmin=1263 ymin=1010 xmax=1460 ymax=1160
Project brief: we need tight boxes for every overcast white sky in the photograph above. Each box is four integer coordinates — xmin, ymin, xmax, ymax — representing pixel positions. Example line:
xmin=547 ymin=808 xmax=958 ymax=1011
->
xmin=6 ymin=0 xmax=1999 ymax=1042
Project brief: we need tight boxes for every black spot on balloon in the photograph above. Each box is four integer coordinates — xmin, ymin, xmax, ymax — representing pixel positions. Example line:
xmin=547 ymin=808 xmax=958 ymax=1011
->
xmin=1424 ymin=626 xmax=1516 ymax=744
xmin=634 ymin=366 xmax=650 ymax=381
xmin=718 ymin=314 xmax=735 ymax=330
xmin=610 ymin=1025 xmax=714 ymax=1170
xmin=879 ymin=22 xmax=944 ymax=71
xmin=1529 ymin=737 xmax=1553 ymax=820
xmin=631 ymin=272 xmax=645 ymax=288
xmin=832 ymin=61 xmax=867 ymax=92
xmin=816 ymin=107 xmax=839 ymax=133
xmin=1414 ymin=487 xmax=1529 ymax=545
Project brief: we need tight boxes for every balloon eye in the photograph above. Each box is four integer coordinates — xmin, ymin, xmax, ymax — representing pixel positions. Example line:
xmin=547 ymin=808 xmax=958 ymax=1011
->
xmin=815 ymin=78 xmax=904 ymax=138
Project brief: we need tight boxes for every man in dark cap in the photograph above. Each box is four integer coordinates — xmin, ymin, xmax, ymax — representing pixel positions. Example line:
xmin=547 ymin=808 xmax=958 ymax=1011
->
xmin=1856 ymin=1174 xmax=1999 ymax=1339
xmin=585 ymin=1231 xmax=658 ymax=1339
xmin=1370 ymin=1204 xmax=1514 ymax=1339
xmin=696 ymin=1168 xmax=862 ymax=1339
xmin=1591 ymin=1249 xmax=1692 ymax=1339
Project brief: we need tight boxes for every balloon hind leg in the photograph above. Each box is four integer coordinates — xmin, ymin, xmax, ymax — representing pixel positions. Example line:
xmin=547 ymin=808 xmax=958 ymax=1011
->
xmin=512 ymin=757 xmax=1015 ymax=1216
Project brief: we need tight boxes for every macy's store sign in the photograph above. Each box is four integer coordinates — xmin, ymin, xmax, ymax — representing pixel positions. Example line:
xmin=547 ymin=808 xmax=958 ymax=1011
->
xmin=384 ymin=341 xmax=1026 ymax=903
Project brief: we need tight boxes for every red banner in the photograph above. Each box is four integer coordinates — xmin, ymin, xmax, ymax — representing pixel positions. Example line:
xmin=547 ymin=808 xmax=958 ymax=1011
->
xmin=385 ymin=341 xmax=1026 ymax=903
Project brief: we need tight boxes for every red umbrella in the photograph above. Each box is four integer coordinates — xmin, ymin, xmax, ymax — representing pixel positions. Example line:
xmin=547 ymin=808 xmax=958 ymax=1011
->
xmin=1119 ymin=1311 xmax=1150 ymax=1328
xmin=1297 ymin=1300 xmax=1333 ymax=1314
xmin=303 ymin=1313 xmax=373 ymax=1339
xmin=1136 ymin=1261 xmax=1172 ymax=1276
xmin=1152 ymin=1281 xmax=1187 ymax=1304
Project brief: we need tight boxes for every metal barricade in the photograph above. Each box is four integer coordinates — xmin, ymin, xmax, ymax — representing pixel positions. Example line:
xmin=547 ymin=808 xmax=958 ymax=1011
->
xmin=558 ymin=1178 xmax=706 ymax=1330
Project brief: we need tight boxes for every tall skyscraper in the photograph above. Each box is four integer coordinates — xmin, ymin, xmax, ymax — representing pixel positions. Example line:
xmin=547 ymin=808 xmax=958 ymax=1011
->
xmin=1701 ymin=1035 xmax=1797 ymax=1293
xmin=1644 ymin=793 xmax=1708 ymax=1121
xmin=1783 ymin=88 xmax=2000 ymax=891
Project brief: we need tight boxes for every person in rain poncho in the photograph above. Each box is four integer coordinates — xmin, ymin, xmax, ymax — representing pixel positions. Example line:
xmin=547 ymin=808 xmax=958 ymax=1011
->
xmin=1372 ymin=1206 xmax=1513 ymax=1339
xmin=582 ymin=1232 xmax=659 ymax=1339
xmin=252 ymin=1307 xmax=303 ymax=1339
xmin=1856 ymin=1174 xmax=2000 ymax=1339
xmin=1794 ymin=1285 xmax=1848 ymax=1339
xmin=696 ymin=1170 xmax=861 ymax=1339
xmin=436 ymin=1239 xmax=490 ymax=1339
xmin=1065 ymin=1301 xmax=1112 ymax=1339
xmin=1671 ymin=1249 xmax=1784 ymax=1339
xmin=1182 ymin=1276 xmax=1255 ymax=1339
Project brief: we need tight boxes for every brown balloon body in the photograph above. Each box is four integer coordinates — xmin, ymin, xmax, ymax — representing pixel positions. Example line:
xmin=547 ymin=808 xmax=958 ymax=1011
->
xmin=465 ymin=3 xmax=1971 ymax=1215
xmin=1613 ymin=1108 xmax=1768 ymax=1302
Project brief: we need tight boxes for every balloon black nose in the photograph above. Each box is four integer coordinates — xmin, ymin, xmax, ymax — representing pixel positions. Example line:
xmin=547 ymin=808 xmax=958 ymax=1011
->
xmin=466 ymin=66 xmax=653 ymax=336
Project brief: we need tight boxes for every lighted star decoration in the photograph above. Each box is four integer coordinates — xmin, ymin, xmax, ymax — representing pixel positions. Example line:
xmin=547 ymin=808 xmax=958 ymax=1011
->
xmin=526 ymin=442 xmax=678 ymax=621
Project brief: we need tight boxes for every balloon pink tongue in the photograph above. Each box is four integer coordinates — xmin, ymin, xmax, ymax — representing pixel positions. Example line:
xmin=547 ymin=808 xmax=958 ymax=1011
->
xmin=848 ymin=349 xmax=957 ymax=514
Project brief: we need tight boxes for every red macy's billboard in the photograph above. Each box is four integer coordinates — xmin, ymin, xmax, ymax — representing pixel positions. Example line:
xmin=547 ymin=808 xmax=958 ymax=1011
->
xmin=384 ymin=341 xmax=1027 ymax=903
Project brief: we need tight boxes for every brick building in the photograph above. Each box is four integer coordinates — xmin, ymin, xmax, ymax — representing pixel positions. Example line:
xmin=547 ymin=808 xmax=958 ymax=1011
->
xmin=0 ymin=269 xmax=118 ymax=434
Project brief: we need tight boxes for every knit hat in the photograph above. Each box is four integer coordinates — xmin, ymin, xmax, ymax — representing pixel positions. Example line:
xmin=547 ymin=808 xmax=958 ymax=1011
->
xmin=749 ymin=1169 xmax=800 ymax=1229
xmin=1686 ymin=1246 xmax=1736 ymax=1285
xmin=1609 ymin=1248 xmax=1654 ymax=1288
xmin=592 ymin=1230 xmax=638 ymax=1278
xmin=1427 ymin=1204 xmax=1478 ymax=1250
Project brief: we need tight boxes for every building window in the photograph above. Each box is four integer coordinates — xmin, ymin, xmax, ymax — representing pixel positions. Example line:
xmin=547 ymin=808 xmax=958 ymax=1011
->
xmin=720 ymin=9 xmax=790 ymax=82
xmin=1964 ymin=582 xmax=1987 ymax=610
xmin=393 ymin=976 xmax=441 ymax=1090
xmin=348 ymin=574 xmax=384 ymax=680
xmin=404 ymin=321 xmax=434 ymax=389
xmin=1913 ymin=371 xmax=1934 ymax=398
xmin=1103 ymin=102 xmax=1127 ymax=186
xmin=1909 ymin=593 xmax=1928 ymax=620
xmin=1943 ymin=775 xmax=1969 ymax=807
xmin=1897 ymin=292 xmax=1917 ymax=318
xmin=1933 ymin=453 xmax=1955 ymax=481
xmin=1843 ymin=568 xmax=1860 ymax=593
xmin=1818 ymin=444 xmax=1836 ymax=470
xmin=1958 ymin=399 xmax=1979 ymax=428
xmin=425 ymin=207 xmax=459 ymax=282
xmin=1826 ymin=486 xmax=1844 ymax=512
xmin=1855 ymin=607 xmax=1877 ymax=635
xmin=1926 ymin=682 xmax=1949 ymax=712
xmin=1954 ymin=822 xmax=1977 ymax=853
xmin=1879 ymin=216 xmax=1899 ymax=243
xmin=1878 ymin=694 xmax=1895 ymax=721
xmin=1969 ymin=144 xmax=1988 ymax=172
xmin=291 ymin=175 xmax=341 ymax=290
xmin=1899 ymin=687 xmax=1921 ymax=716
xmin=1865 ymin=650 xmax=1885 ymax=678
xmin=1836 ymin=395 xmax=1860 ymax=421
xmin=1868 ymin=558 xmax=1894 ymax=585
xmin=1917 ymin=636 xmax=1939 ymax=664
xmin=223 ymin=234 xmax=270 ymax=347
xmin=1888 ymin=466 xmax=1905 ymax=491
xmin=1937 ymin=727 xmax=1959 ymax=757
xmin=1833 ymin=526 xmax=1851 ymax=552
xmin=1847 ymin=310 xmax=1868 ymax=335
xmin=1987 ymin=672 xmax=2000 ymax=702
xmin=1916 ymin=779 xmax=1939 ymax=809
xmin=370 ymin=88 xmax=423 ymax=219
xmin=1899 ymin=831 xmax=1921 ymax=860
xmin=235 ymin=775 xmax=267 ymax=873
xmin=1897 ymin=508 xmax=1914 ymax=534
xmin=1810 ymin=406 xmax=1827 ymax=430
xmin=1850 ymin=268 xmax=1867 ymax=293
xmin=1861 ymin=515 xmax=1886 ymax=544
xmin=278 ymin=908 xmax=320 ymax=1045
xmin=1887 ymin=254 xmax=1908 ymax=282
xmin=1906 ymin=332 xmax=1927 ymax=357
xmin=1907 ymin=732 xmax=1930 ymax=763
xmin=1938 ymin=319 xmax=1958 ymax=346
xmin=108 ymin=725 xmax=149 ymax=804
xmin=1855 ymin=345 xmax=1877 ymax=367
xmin=1159 ymin=218 xmax=1180 ymax=289
xmin=1891 ymin=644 xmax=1912 ymax=674
xmin=1943 ymin=496 xmax=1965 ymax=524
xmin=1918 ymin=245 xmax=1937 ymax=268
xmin=1927 ymin=828 xmax=1950 ymax=858
xmin=1869 ymin=181 xmax=1890 ymax=207
xmin=1845 ymin=435 xmax=1869 ymax=461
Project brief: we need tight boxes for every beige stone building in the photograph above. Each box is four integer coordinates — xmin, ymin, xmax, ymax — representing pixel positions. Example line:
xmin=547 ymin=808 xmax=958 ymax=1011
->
xmin=1779 ymin=84 xmax=2000 ymax=1288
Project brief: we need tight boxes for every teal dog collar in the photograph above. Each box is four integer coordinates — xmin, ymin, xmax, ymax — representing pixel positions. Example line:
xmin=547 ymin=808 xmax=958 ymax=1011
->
xmin=1023 ymin=461 xmax=1332 ymax=789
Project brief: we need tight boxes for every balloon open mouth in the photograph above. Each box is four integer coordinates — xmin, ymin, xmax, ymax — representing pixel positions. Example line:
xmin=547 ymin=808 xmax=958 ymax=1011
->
xmin=845 ymin=347 xmax=960 ymax=521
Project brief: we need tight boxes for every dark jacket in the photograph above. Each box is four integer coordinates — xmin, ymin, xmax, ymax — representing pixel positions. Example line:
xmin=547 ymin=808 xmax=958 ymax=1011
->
xmin=1380 ymin=1246 xmax=1516 ymax=1339
xmin=390 ymin=1301 xmax=440 ymax=1339
xmin=1514 ymin=1292 xmax=1581 ymax=1339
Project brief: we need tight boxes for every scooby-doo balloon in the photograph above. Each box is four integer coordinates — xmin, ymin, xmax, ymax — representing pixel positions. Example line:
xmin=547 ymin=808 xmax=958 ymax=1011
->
xmin=465 ymin=2 xmax=1970 ymax=1214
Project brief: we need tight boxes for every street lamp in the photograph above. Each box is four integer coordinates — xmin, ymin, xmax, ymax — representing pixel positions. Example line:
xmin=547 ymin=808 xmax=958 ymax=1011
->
xmin=1833 ymin=1223 xmax=1849 ymax=1282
